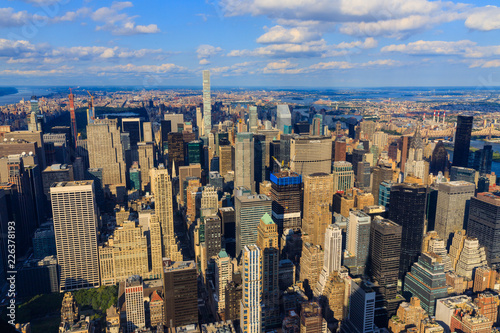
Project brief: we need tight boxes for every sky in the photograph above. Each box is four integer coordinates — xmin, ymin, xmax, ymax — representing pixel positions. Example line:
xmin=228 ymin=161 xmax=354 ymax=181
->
xmin=1 ymin=0 xmax=500 ymax=88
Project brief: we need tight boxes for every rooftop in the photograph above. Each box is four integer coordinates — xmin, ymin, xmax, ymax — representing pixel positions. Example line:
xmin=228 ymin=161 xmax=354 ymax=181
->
xmin=261 ymin=213 xmax=274 ymax=225
xmin=163 ymin=259 xmax=196 ymax=272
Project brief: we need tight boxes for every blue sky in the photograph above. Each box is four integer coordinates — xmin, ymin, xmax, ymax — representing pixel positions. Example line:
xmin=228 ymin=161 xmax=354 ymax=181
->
xmin=1 ymin=0 xmax=500 ymax=87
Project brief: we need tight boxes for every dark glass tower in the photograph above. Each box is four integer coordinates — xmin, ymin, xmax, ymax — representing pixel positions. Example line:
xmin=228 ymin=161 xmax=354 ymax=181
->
xmin=453 ymin=115 xmax=473 ymax=168
xmin=467 ymin=193 xmax=500 ymax=267
xmin=370 ymin=217 xmax=402 ymax=327
xmin=167 ymin=132 xmax=184 ymax=170
xmin=430 ymin=140 xmax=448 ymax=175
xmin=187 ymin=140 xmax=203 ymax=165
xmin=388 ymin=183 xmax=428 ymax=280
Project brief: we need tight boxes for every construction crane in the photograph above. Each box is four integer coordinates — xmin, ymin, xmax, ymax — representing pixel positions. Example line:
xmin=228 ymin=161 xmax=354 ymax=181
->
xmin=87 ymin=90 xmax=95 ymax=124
xmin=68 ymin=88 xmax=77 ymax=150
xmin=272 ymin=156 xmax=285 ymax=172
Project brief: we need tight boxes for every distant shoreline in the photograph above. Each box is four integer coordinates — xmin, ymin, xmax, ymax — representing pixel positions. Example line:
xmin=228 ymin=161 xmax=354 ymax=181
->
xmin=0 ymin=87 xmax=18 ymax=97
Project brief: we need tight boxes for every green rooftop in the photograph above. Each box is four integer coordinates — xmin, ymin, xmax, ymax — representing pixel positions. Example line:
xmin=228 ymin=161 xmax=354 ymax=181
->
xmin=218 ymin=249 xmax=229 ymax=258
xmin=261 ymin=213 xmax=274 ymax=225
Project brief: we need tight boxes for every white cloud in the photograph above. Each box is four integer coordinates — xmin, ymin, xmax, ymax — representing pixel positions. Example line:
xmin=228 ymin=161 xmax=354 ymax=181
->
xmin=88 ymin=63 xmax=188 ymax=74
xmin=53 ymin=8 xmax=91 ymax=23
xmin=0 ymin=67 xmax=70 ymax=76
xmin=308 ymin=61 xmax=354 ymax=70
xmin=382 ymin=40 xmax=476 ymax=55
xmin=0 ymin=7 xmax=46 ymax=28
xmin=0 ymin=39 xmax=165 ymax=65
xmin=196 ymin=44 xmax=223 ymax=59
xmin=465 ymin=6 xmax=500 ymax=31
xmin=228 ymin=40 xmax=329 ymax=58
xmin=469 ymin=60 xmax=500 ymax=68
xmin=0 ymin=39 xmax=41 ymax=57
xmin=263 ymin=60 xmax=304 ymax=74
xmin=220 ymin=0 xmax=468 ymax=38
xmin=339 ymin=11 xmax=466 ymax=38
xmin=335 ymin=37 xmax=378 ymax=49
xmin=210 ymin=62 xmax=256 ymax=76
xmin=17 ymin=0 xmax=61 ymax=6
xmin=90 ymin=1 xmax=160 ymax=35
xmin=381 ymin=40 xmax=500 ymax=59
xmin=199 ymin=59 xmax=210 ymax=65
xmin=256 ymin=25 xmax=321 ymax=44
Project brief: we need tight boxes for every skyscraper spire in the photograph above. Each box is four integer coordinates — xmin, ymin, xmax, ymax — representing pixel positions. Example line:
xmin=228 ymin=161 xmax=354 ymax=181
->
xmin=410 ymin=123 xmax=424 ymax=150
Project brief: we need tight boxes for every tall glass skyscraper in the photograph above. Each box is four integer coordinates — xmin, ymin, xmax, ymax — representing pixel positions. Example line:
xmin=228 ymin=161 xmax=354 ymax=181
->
xmin=453 ymin=115 xmax=473 ymax=168
xmin=388 ymin=183 xmax=428 ymax=280
xmin=203 ymin=70 xmax=212 ymax=136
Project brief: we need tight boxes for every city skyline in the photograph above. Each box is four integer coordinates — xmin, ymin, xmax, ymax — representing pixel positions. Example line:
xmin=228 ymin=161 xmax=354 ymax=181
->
xmin=1 ymin=0 xmax=500 ymax=87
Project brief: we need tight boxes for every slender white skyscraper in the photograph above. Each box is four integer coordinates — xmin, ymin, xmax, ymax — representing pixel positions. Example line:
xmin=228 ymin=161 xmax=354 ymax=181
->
xmin=203 ymin=70 xmax=212 ymax=136
xmin=249 ymin=106 xmax=258 ymax=133
xmin=314 ymin=224 xmax=342 ymax=296
xmin=324 ymin=224 xmax=342 ymax=272
xmin=240 ymin=244 xmax=262 ymax=333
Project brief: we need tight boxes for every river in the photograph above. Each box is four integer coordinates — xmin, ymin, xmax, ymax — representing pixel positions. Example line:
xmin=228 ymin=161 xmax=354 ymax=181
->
xmin=447 ymin=139 xmax=500 ymax=176
xmin=0 ymin=87 xmax=54 ymax=106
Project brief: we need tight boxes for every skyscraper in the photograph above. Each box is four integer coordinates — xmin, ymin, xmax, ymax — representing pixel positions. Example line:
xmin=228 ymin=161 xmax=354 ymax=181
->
xmin=370 ymin=217 xmax=402 ymax=325
xmin=434 ymin=181 xmax=475 ymax=245
xmin=257 ymin=213 xmax=280 ymax=329
xmin=167 ymin=132 xmax=184 ymax=171
xmin=388 ymin=183 xmax=428 ymax=279
xmin=290 ymin=135 xmax=332 ymax=176
xmin=235 ymin=194 xmax=272 ymax=257
xmin=99 ymin=221 xmax=150 ymax=285
xmin=430 ymin=141 xmax=449 ymax=175
xmin=125 ymin=276 xmax=145 ymax=333
xmin=467 ymin=192 xmax=500 ymax=267
xmin=342 ymin=281 xmax=377 ymax=333
xmin=150 ymin=166 xmax=179 ymax=260
xmin=163 ymin=259 xmax=198 ymax=328
xmin=315 ymin=224 xmax=342 ymax=296
xmin=87 ymin=119 xmax=126 ymax=186
xmin=345 ymin=210 xmax=371 ymax=276
xmin=403 ymin=252 xmax=448 ymax=315
xmin=137 ymin=142 xmax=155 ymax=191
xmin=302 ymin=173 xmax=334 ymax=247
xmin=249 ymin=106 xmax=258 ymax=133
xmin=203 ymin=70 xmax=212 ymax=136
xmin=215 ymin=249 xmax=233 ymax=314
xmin=270 ymin=170 xmax=302 ymax=234
xmin=51 ymin=181 xmax=99 ymax=291
xmin=371 ymin=162 xmax=395 ymax=205
xmin=121 ymin=118 xmax=142 ymax=147
xmin=323 ymin=224 xmax=342 ymax=274
xmin=235 ymin=132 xmax=255 ymax=193
xmin=254 ymin=134 xmax=266 ymax=188
xmin=276 ymin=104 xmax=292 ymax=134
xmin=453 ymin=115 xmax=473 ymax=168
xmin=240 ymin=244 xmax=262 ymax=333
xmin=332 ymin=161 xmax=355 ymax=193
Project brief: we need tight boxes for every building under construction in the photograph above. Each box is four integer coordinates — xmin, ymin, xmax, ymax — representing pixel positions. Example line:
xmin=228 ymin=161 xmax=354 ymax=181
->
xmin=270 ymin=170 xmax=302 ymax=235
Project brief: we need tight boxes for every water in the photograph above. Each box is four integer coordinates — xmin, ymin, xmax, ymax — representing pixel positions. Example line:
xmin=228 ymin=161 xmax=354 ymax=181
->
xmin=0 ymin=87 xmax=53 ymax=106
xmin=448 ymin=139 xmax=500 ymax=175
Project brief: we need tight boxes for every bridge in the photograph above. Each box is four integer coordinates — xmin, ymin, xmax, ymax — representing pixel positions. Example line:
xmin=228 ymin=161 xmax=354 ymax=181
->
xmin=389 ymin=126 xmax=500 ymax=140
